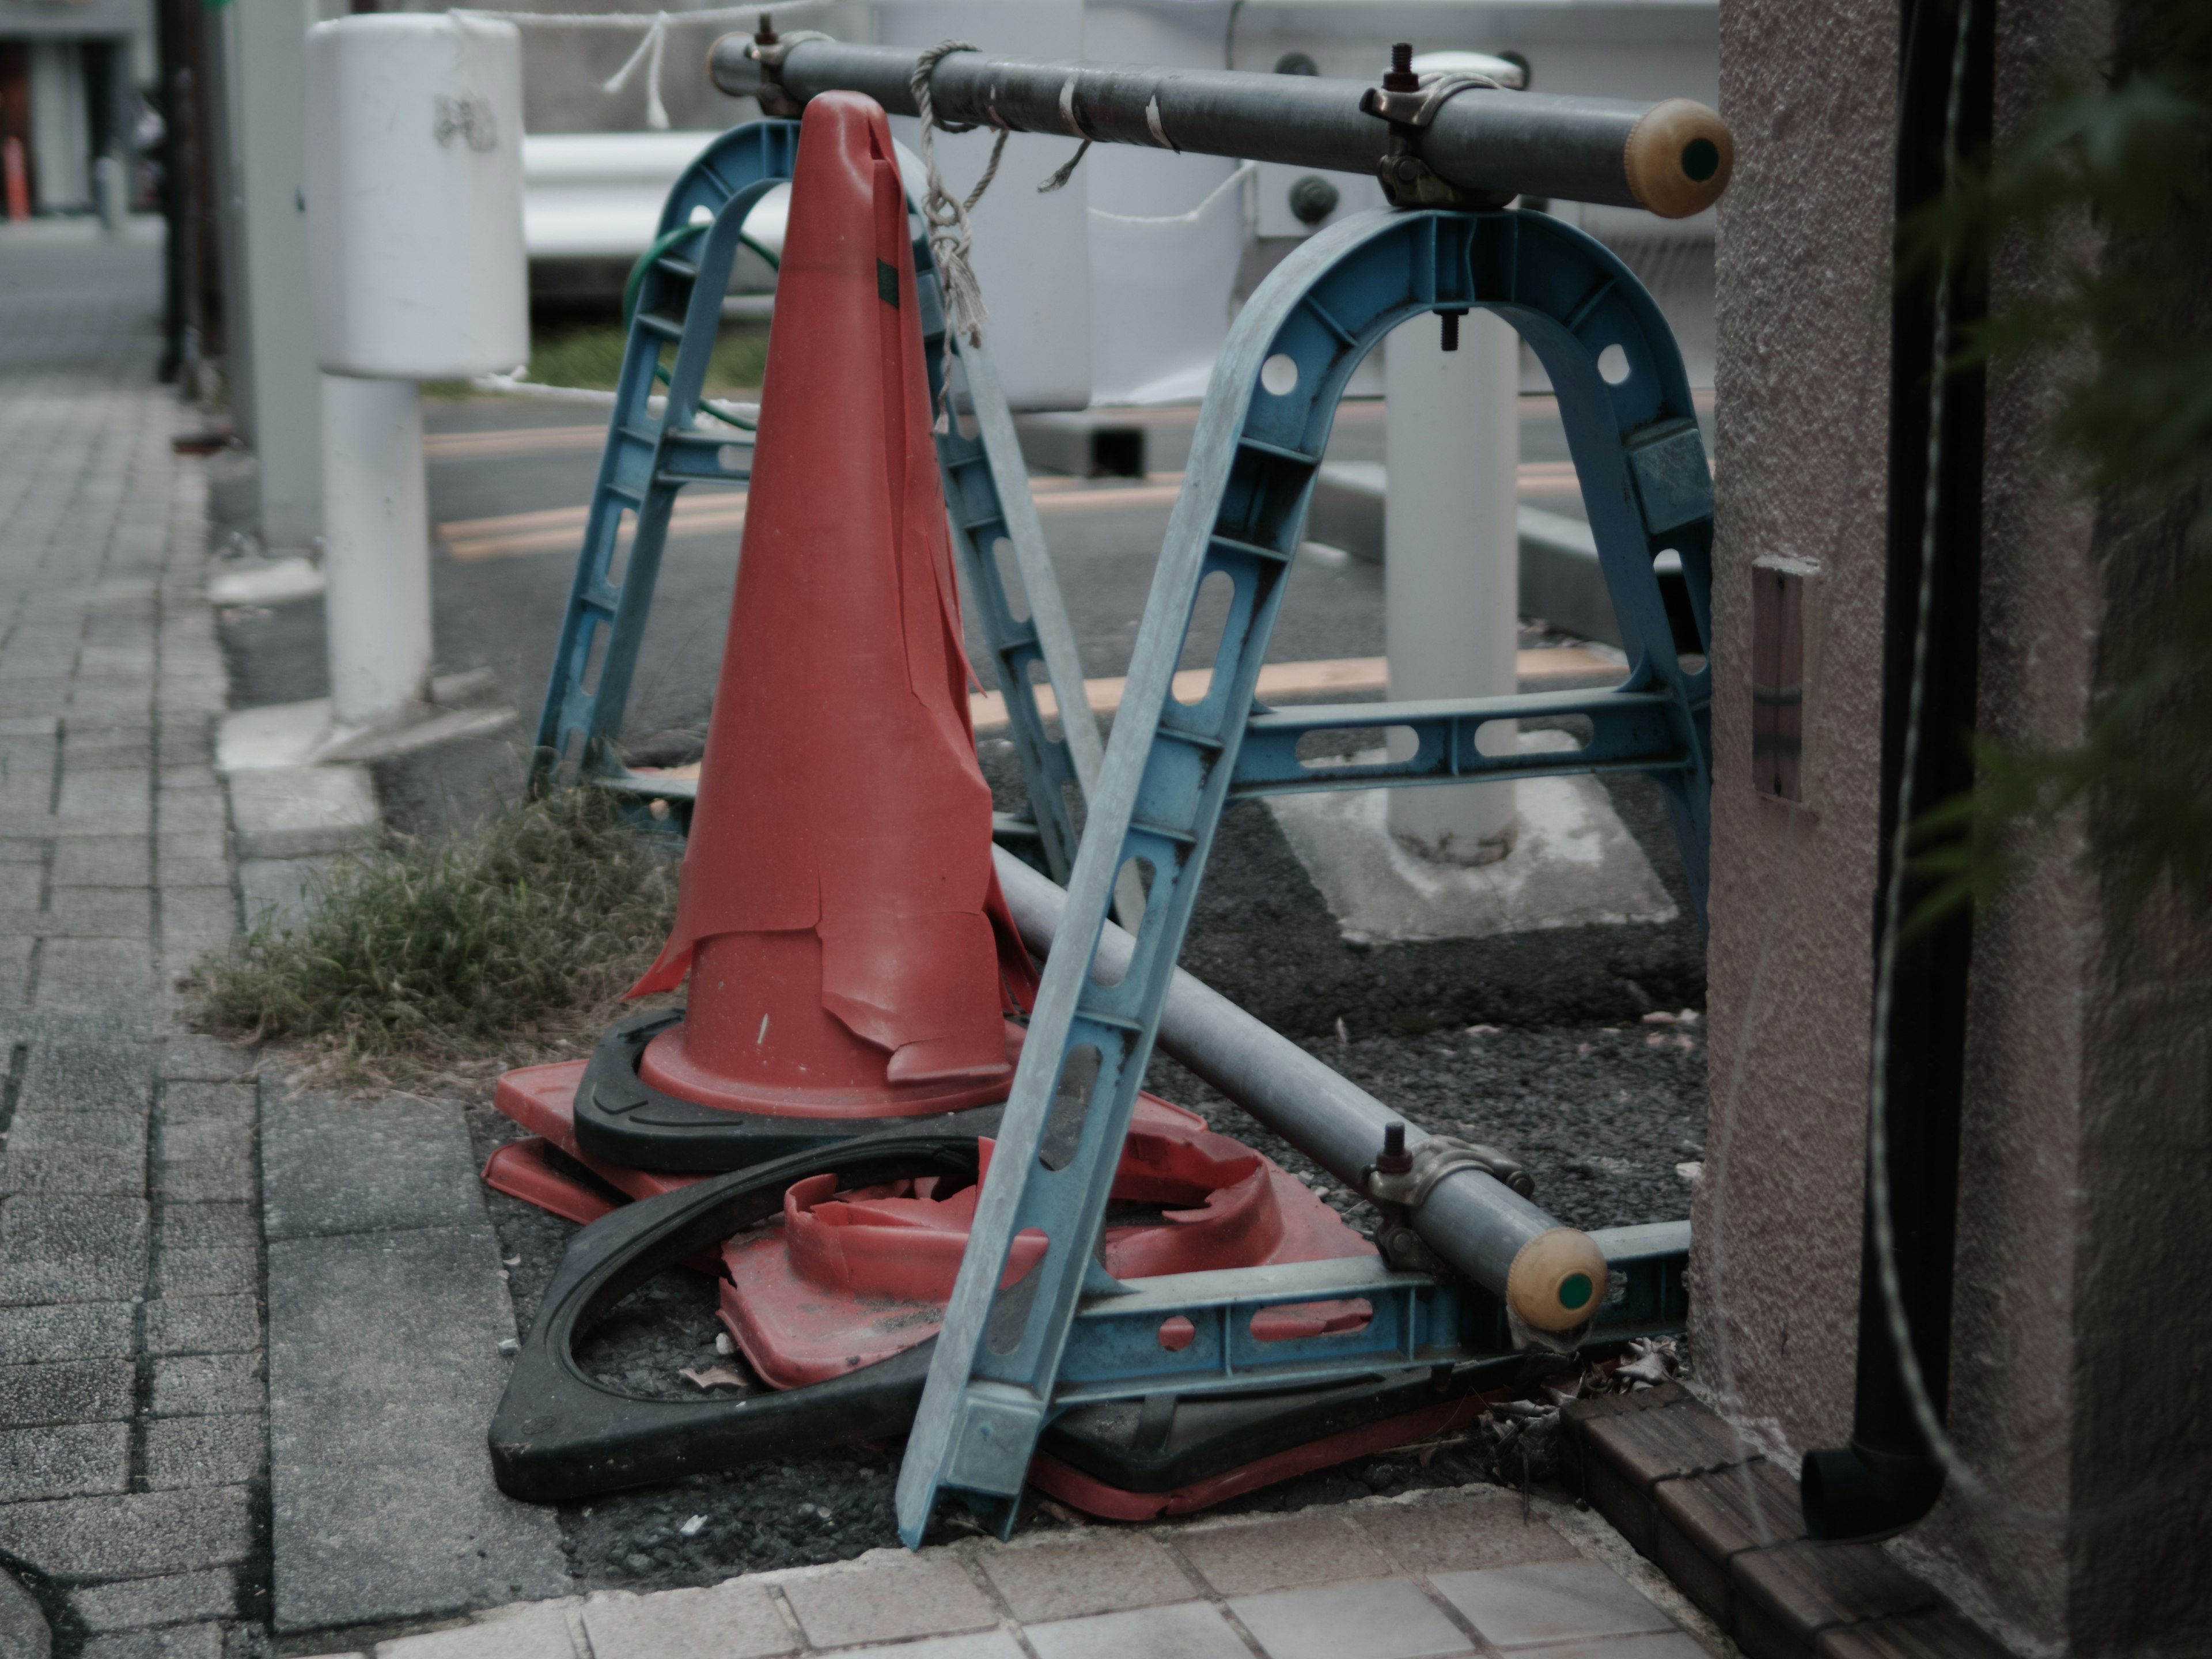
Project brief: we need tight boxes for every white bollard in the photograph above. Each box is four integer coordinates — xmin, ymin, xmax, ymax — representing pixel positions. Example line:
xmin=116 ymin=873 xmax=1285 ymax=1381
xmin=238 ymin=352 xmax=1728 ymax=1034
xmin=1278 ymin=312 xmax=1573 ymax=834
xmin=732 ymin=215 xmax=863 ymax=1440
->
xmin=1383 ymin=306 xmax=1522 ymax=864
xmin=304 ymin=14 xmax=526 ymax=739
xmin=320 ymin=375 xmax=433 ymax=731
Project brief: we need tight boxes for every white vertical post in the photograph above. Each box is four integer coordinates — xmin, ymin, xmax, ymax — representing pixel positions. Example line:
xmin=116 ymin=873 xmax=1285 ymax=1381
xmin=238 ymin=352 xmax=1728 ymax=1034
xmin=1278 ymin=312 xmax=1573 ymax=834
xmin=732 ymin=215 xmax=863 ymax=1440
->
xmin=1384 ymin=308 xmax=1522 ymax=864
xmin=320 ymin=374 xmax=431 ymax=732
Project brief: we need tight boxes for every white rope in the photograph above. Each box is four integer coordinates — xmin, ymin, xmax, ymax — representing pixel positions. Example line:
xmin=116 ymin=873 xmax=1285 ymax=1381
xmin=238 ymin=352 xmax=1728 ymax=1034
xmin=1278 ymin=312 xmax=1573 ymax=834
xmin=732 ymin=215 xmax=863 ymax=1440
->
xmin=469 ymin=368 xmax=758 ymax=430
xmin=908 ymin=39 xmax=1006 ymax=433
xmin=454 ymin=3 xmax=834 ymax=128
xmin=1086 ymin=160 xmax=1256 ymax=227
xmin=598 ymin=13 xmax=673 ymax=130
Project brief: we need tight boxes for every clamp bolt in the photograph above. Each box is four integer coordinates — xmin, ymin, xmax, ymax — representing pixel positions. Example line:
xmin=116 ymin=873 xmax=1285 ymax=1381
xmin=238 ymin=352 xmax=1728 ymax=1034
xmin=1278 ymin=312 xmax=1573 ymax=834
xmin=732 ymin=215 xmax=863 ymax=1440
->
xmin=1384 ymin=42 xmax=1419 ymax=94
xmin=1377 ymin=1121 xmax=1414 ymax=1176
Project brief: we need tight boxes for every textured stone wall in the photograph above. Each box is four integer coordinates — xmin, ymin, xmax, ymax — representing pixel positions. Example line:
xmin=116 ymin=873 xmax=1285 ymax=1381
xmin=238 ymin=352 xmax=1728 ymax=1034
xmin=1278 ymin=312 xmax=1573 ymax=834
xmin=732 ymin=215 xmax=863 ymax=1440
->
xmin=1701 ymin=1 xmax=2212 ymax=1652
xmin=1694 ymin=0 xmax=1897 ymax=1469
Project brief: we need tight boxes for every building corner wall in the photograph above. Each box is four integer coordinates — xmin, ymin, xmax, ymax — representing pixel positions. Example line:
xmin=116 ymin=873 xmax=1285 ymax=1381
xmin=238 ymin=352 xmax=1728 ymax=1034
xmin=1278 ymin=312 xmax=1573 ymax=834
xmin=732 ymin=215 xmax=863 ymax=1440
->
xmin=1703 ymin=1 xmax=2204 ymax=1652
xmin=1692 ymin=0 xmax=1896 ymax=1460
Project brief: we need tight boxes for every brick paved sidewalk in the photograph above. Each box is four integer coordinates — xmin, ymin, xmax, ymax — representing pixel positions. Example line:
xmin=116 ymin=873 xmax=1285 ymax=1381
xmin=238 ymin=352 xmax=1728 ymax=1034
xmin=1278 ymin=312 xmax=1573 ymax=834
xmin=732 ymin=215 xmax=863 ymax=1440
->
xmin=0 ymin=222 xmax=263 ymax=1658
xmin=291 ymin=1487 xmax=1724 ymax=1659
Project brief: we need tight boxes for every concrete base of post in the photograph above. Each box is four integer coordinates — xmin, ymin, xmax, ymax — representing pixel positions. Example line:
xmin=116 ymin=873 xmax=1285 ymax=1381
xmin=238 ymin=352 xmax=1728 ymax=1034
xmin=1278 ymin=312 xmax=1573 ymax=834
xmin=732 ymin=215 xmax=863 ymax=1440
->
xmin=320 ymin=372 xmax=433 ymax=736
xmin=1382 ymin=309 xmax=1521 ymax=866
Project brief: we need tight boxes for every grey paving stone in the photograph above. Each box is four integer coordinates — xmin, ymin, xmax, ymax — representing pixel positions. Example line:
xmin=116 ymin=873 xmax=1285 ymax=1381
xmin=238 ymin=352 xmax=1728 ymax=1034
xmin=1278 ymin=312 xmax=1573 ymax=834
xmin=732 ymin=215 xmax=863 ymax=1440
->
xmin=1229 ymin=1578 xmax=1473 ymax=1659
xmin=20 ymin=1039 xmax=153 ymax=1113
xmin=79 ymin=1620 xmax=226 ymax=1659
xmin=157 ymin=793 xmax=228 ymax=835
xmin=158 ymin=859 xmax=232 ymax=892
xmin=266 ymin=1226 xmax=565 ymax=1632
xmin=779 ymin=1553 xmax=997 ymax=1649
xmin=237 ymin=858 xmax=336 ymax=931
xmin=50 ymin=838 xmax=151 ymax=889
xmin=143 ymin=1297 xmax=259 ymax=1357
xmin=978 ymin=1532 xmax=1197 ymax=1624
xmin=143 ymin=1413 xmax=264 ymax=1491
xmin=158 ymin=1248 xmax=256 ymax=1298
xmin=0 ymin=1301 xmax=133 ymax=1363
xmin=46 ymin=888 xmax=154 ymax=938
xmin=0 ymin=1420 xmax=130 ymax=1500
xmin=260 ymin=1094 xmax=484 ymax=1241
xmin=579 ymin=1583 xmax=796 ymax=1659
xmin=162 ymin=1084 xmax=255 ymax=1124
xmin=0 ymin=1486 xmax=253 ymax=1579
xmin=157 ymin=834 xmax=228 ymax=869
xmin=0 ymin=1359 xmax=135 ymax=1426
xmin=35 ymin=940 xmax=156 ymax=1017
xmin=72 ymin=1569 xmax=238 ymax=1633
xmin=150 ymin=1352 xmax=263 ymax=1418
xmin=0 ymin=1196 xmax=148 ymax=1302
xmin=1025 ymin=1602 xmax=1249 ymax=1659
xmin=0 ymin=1143 xmax=146 ymax=1198
xmin=154 ymin=1164 xmax=254 ymax=1205
xmin=160 ymin=889 xmax=237 ymax=946
xmin=56 ymin=772 xmax=150 ymax=820
xmin=160 ymin=767 xmax=220 ymax=794
xmin=227 ymin=767 xmax=378 ymax=861
xmin=7 ymin=1110 xmax=144 ymax=1153
xmin=1429 ymin=1560 xmax=1676 ymax=1649
xmin=0 ymin=1565 xmax=50 ymax=1659
xmin=156 ymin=1205 xmax=255 ymax=1251
xmin=373 ymin=1605 xmax=581 ymax=1659
xmin=0 ymin=865 xmax=43 ymax=908
xmin=159 ymin=1040 xmax=255 ymax=1084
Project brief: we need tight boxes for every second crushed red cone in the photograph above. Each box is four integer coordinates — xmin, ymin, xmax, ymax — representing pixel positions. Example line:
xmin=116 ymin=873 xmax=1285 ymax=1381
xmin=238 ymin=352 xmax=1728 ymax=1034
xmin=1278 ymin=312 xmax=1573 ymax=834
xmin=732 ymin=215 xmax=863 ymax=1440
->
xmin=626 ymin=91 xmax=1036 ymax=1119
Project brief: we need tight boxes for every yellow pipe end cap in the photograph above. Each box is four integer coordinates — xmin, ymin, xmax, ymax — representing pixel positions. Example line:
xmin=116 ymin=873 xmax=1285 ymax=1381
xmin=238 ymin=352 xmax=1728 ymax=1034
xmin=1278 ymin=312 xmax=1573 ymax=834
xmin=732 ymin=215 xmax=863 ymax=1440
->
xmin=1506 ymin=1228 xmax=1610 ymax=1332
xmin=1623 ymin=99 xmax=1734 ymax=218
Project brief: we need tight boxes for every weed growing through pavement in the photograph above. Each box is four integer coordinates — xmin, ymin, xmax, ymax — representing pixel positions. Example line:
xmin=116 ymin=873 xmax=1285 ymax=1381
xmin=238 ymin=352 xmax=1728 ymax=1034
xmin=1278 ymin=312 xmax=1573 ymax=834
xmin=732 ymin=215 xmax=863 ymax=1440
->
xmin=193 ymin=790 xmax=679 ymax=1073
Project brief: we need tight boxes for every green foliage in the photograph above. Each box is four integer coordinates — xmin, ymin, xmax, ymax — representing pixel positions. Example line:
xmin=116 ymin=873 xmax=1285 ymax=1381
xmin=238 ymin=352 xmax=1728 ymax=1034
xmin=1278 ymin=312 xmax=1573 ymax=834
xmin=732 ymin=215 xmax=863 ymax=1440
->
xmin=525 ymin=318 xmax=770 ymax=396
xmin=1908 ymin=1 xmax=2212 ymax=925
xmin=195 ymin=791 xmax=677 ymax=1060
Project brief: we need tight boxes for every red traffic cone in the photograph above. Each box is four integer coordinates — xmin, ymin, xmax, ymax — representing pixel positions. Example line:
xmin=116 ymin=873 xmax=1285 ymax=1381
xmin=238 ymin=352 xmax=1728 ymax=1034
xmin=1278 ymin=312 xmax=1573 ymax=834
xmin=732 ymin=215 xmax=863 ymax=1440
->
xmin=626 ymin=92 xmax=1037 ymax=1119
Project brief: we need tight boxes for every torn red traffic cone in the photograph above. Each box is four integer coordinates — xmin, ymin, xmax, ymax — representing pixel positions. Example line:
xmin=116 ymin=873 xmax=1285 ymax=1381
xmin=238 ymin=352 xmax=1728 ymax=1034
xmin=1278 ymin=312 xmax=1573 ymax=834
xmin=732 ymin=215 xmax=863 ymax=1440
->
xmin=624 ymin=92 xmax=1036 ymax=1119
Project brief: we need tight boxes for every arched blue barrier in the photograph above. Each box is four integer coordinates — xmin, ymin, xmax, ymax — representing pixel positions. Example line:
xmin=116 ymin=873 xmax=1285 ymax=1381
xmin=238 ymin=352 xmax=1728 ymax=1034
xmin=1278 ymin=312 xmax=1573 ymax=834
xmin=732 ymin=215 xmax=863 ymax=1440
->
xmin=898 ymin=205 xmax=1714 ymax=1545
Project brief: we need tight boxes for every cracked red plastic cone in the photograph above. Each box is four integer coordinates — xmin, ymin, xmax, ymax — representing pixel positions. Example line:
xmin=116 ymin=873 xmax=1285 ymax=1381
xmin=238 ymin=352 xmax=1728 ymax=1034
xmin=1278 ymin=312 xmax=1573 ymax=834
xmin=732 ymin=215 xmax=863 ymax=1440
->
xmin=626 ymin=92 xmax=1037 ymax=1118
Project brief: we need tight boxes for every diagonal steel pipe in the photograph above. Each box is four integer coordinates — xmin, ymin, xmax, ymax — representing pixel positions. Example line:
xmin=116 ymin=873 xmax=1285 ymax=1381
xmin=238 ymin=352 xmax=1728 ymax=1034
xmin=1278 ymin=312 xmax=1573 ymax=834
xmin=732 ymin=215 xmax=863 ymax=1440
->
xmin=709 ymin=35 xmax=1732 ymax=219
xmin=989 ymin=844 xmax=1612 ymax=1338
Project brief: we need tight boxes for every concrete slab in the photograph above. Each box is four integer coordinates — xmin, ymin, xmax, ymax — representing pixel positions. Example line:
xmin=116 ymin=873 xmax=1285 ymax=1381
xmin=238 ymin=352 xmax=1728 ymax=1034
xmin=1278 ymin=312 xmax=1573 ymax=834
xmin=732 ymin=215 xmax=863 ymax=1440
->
xmin=261 ymin=1092 xmax=487 ymax=1243
xmin=239 ymin=856 xmax=339 ymax=930
xmin=266 ymin=1225 xmax=567 ymax=1632
xmin=1264 ymin=741 xmax=1676 ymax=946
xmin=225 ymin=766 xmax=380 ymax=861
xmin=207 ymin=556 xmax=325 ymax=607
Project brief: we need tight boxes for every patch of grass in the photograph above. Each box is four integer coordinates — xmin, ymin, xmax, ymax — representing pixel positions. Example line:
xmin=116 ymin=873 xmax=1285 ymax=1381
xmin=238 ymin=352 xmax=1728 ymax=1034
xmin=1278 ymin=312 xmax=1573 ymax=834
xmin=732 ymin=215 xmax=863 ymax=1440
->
xmin=525 ymin=319 xmax=769 ymax=396
xmin=195 ymin=791 xmax=679 ymax=1069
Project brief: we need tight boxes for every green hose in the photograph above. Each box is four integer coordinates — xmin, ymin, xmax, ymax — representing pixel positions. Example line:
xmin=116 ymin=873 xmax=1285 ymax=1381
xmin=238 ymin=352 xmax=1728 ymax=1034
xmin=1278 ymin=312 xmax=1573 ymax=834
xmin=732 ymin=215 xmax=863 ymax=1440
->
xmin=620 ymin=222 xmax=776 ymax=432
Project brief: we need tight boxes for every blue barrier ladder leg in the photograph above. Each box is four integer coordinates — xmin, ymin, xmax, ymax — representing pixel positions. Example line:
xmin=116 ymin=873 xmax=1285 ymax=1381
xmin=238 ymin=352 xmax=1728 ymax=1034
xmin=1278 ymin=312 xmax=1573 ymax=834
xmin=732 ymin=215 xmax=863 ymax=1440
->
xmin=529 ymin=122 xmax=1096 ymax=882
xmin=896 ymin=205 xmax=1715 ymax=1545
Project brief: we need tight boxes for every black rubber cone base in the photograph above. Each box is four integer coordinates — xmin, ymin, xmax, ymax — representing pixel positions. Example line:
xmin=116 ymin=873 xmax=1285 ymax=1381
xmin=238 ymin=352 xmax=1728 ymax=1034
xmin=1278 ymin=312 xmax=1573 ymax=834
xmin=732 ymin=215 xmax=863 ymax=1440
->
xmin=490 ymin=1128 xmax=1569 ymax=1510
xmin=571 ymin=1009 xmax=1002 ymax=1173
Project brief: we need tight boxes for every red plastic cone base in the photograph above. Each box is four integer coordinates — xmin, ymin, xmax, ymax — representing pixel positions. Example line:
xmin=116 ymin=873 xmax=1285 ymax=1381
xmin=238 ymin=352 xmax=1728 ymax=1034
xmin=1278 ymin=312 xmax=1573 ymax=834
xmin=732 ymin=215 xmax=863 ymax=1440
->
xmin=634 ymin=934 xmax=1022 ymax=1118
xmin=621 ymin=90 xmax=1037 ymax=1123
xmin=715 ymin=1097 xmax=1376 ymax=1389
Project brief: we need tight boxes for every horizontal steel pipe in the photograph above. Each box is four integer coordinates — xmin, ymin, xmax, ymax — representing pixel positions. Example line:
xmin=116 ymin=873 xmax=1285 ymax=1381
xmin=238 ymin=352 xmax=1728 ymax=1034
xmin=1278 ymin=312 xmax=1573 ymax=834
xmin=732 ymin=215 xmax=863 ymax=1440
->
xmin=990 ymin=847 xmax=1608 ymax=1335
xmin=709 ymin=37 xmax=1731 ymax=219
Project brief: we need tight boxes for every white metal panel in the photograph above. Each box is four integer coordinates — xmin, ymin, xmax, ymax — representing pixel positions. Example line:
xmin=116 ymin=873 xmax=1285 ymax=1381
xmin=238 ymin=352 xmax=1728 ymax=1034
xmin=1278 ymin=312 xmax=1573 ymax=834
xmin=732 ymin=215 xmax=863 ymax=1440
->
xmin=304 ymin=14 xmax=529 ymax=379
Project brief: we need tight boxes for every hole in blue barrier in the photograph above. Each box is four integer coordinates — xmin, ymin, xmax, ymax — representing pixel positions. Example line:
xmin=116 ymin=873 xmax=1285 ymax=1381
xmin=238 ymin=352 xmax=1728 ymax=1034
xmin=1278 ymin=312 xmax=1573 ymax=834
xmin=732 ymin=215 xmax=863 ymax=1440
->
xmin=1174 ymin=571 xmax=1236 ymax=705
xmin=1038 ymin=1045 xmax=1100 ymax=1172
xmin=1260 ymin=353 xmax=1300 ymax=396
xmin=1597 ymin=343 xmax=1632 ymax=385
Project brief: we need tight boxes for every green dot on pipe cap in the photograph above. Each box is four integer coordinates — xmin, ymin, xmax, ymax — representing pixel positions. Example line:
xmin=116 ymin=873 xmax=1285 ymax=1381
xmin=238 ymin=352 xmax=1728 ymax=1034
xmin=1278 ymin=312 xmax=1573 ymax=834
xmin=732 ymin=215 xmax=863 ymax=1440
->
xmin=1558 ymin=1272 xmax=1593 ymax=1311
xmin=1681 ymin=138 xmax=1720 ymax=183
